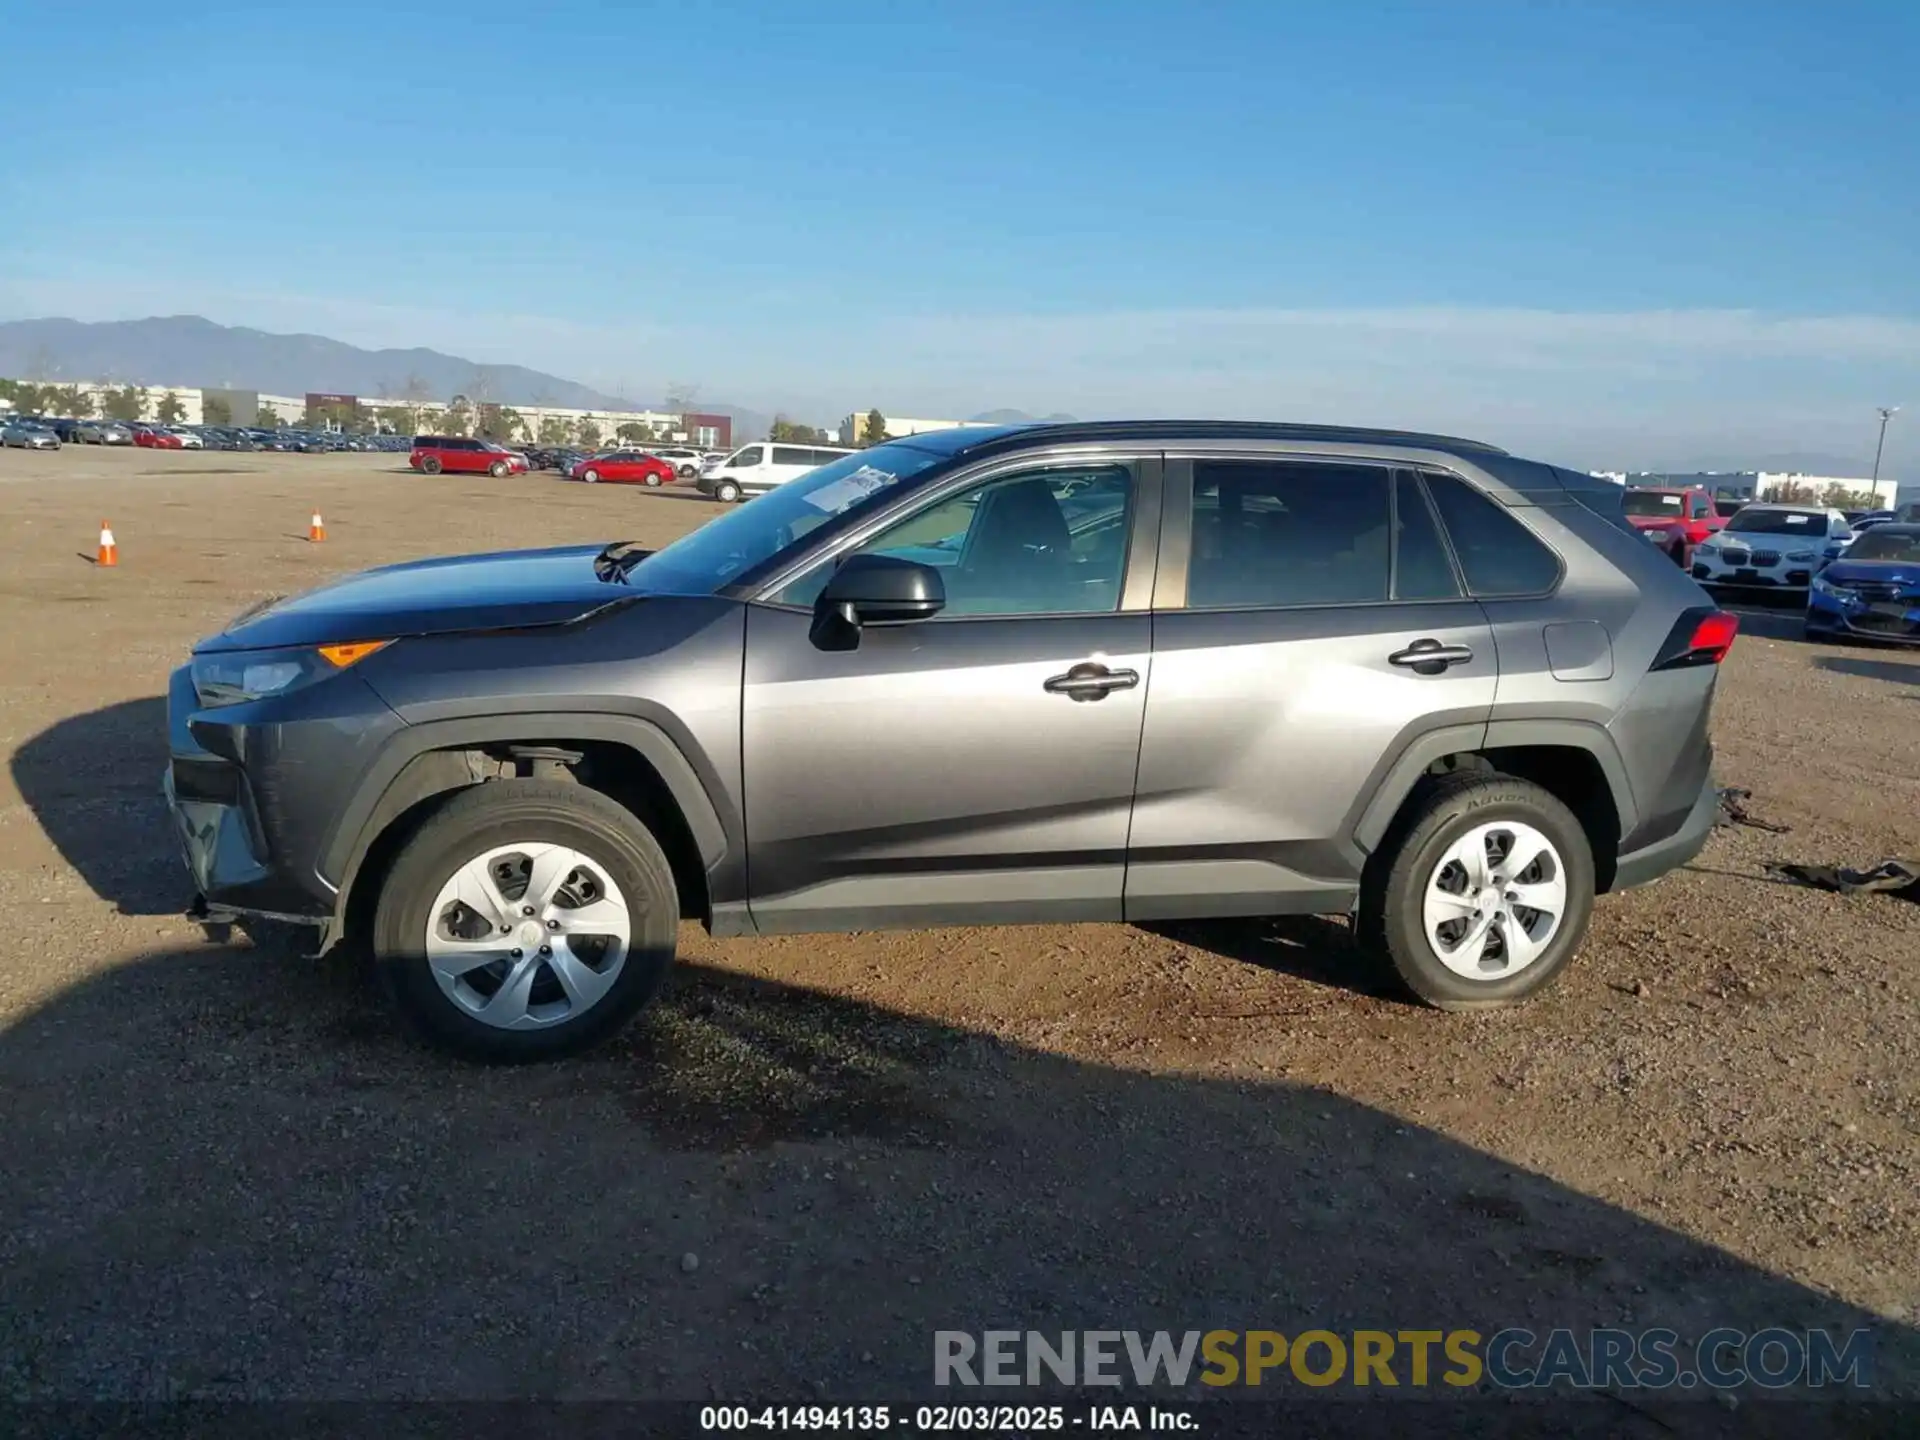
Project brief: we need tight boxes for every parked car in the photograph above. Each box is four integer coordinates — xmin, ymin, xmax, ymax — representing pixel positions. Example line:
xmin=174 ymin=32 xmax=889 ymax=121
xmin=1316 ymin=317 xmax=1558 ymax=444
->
xmin=1712 ymin=497 xmax=1749 ymax=518
xmin=48 ymin=417 xmax=90 ymax=442
xmin=1689 ymin=504 xmax=1852 ymax=593
xmin=1618 ymin=485 xmax=1723 ymax=563
xmin=73 ymin=420 xmax=134 ymax=444
xmin=1 ymin=419 xmax=61 ymax=449
xmin=569 ymin=450 xmax=677 ymax=486
xmin=1846 ymin=509 xmax=1897 ymax=532
xmin=162 ymin=420 xmax=1734 ymax=1062
xmin=409 ymin=435 xmax=530 ymax=477
xmin=1806 ymin=524 xmax=1920 ymax=644
xmin=170 ymin=427 xmax=204 ymax=449
xmin=132 ymin=425 xmax=184 ymax=450
xmin=697 ymin=441 xmax=856 ymax=503
xmin=651 ymin=446 xmax=707 ymax=479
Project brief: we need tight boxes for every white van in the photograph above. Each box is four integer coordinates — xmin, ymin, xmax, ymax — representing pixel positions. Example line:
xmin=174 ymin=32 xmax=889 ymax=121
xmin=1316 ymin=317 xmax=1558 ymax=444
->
xmin=699 ymin=442 xmax=855 ymax=503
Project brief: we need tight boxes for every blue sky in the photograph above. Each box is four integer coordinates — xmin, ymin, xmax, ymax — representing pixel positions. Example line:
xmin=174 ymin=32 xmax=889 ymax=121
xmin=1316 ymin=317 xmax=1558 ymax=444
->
xmin=2 ymin=0 xmax=1916 ymax=470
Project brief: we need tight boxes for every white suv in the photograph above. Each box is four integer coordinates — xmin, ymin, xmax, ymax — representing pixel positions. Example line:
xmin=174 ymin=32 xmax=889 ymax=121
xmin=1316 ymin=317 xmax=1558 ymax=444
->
xmin=651 ymin=446 xmax=707 ymax=478
xmin=1691 ymin=504 xmax=1852 ymax=593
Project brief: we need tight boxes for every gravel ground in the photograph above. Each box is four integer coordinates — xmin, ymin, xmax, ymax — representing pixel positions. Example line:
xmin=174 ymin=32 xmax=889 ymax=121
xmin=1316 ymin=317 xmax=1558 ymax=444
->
xmin=0 ymin=447 xmax=1915 ymax=1429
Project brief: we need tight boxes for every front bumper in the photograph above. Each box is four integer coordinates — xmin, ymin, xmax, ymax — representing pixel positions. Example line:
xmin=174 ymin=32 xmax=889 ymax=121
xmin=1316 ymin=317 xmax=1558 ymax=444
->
xmin=160 ymin=661 xmax=406 ymax=924
xmin=1613 ymin=774 xmax=1720 ymax=891
xmin=1691 ymin=547 xmax=1817 ymax=590
xmin=1807 ymin=585 xmax=1920 ymax=642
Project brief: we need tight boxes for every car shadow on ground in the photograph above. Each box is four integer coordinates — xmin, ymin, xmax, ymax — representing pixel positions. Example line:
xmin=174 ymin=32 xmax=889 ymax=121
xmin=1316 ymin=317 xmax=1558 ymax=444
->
xmin=1139 ymin=915 xmax=1404 ymax=1001
xmin=1 ymin=932 xmax=1914 ymax=1424
xmin=1815 ymin=655 xmax=1920 ymax=688
xmin=10 ymin=694 xmax=180 ymax=916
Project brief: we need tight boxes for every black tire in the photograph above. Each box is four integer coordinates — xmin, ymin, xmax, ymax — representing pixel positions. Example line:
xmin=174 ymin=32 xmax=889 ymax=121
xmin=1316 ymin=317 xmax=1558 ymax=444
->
xmin=372 ymin=780 xmax=679 ymax=1062
xmin=582 ymin=468 xmax=599 ymax=484
xmin=421 ymin=456 xmax=443 ymax=475
xmin=489 ymin=460 xmax=508 ymax=477
xmin=644 ymin=472 xmax=663 ymax=487
xmin=1358 ymin=772 xmax=1595 ymax=1011
xmin=715 ymin=480 xmax=741 ymax=503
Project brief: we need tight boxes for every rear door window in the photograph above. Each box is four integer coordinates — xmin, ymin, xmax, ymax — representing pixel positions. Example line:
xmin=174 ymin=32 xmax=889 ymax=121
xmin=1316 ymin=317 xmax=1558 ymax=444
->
xmin=1185 ymin=460 xmax=1391 ymax=608
xmin=771 ymin=446 xmax=814 ymax=468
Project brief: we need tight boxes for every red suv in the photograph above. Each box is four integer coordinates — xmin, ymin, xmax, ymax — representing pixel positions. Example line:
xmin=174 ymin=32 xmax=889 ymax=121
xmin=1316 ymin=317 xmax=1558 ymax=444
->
xmin=1619 ymin=485 xmax=1724 ymax=564
xmin=568 ymin=449 xmax=677 ymax=486
xmin=410 ymin=435 xmax=530 ymax=477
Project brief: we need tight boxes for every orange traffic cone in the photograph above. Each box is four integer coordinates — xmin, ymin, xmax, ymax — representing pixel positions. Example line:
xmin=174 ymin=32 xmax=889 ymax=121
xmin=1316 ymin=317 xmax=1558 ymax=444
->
xmin=308 ymin=510 xmax=326 ymax=542
xmin=96 ymin=520 xmax=118 ymax=567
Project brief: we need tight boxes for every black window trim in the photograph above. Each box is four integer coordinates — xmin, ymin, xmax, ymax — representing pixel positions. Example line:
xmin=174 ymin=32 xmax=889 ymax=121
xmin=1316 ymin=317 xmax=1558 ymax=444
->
xmin=1418 ymin=466 xmax=1567 ymax=601
xmin=748 ymin=449 xmax=1165 ymax=619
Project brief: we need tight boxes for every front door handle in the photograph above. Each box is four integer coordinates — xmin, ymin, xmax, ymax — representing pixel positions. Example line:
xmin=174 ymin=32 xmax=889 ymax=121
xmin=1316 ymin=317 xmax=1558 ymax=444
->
xmin=1044 ymin=662 xmax=1140 ymax=702
xmin=1389 ymin=638 xmax=1475 ymax=675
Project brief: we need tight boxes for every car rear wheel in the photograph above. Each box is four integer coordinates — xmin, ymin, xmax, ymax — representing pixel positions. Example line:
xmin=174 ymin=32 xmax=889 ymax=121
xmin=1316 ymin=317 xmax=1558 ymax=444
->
xmin=372 ymin=780 xmax=679 ymax=1063
xmin=714 ymin=480 xmax=741 ymax=503
xmin=489 ymin=460 xmax=508 ymax=477
xmin=582 ymin=468 xmax=599 ymax=483
xmin=421 ymin=456 xmax=443 ymax=475
xmin=1359 ymin=772 xmax=1594 ymax=1010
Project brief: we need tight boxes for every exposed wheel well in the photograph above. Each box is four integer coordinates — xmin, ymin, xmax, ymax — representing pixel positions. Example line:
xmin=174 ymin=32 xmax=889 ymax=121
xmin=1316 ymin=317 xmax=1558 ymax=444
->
xmin=1415 ymin=745 xmax=1622 ymax=893
xmin=338 ymin=739 xmax=711 ymax=954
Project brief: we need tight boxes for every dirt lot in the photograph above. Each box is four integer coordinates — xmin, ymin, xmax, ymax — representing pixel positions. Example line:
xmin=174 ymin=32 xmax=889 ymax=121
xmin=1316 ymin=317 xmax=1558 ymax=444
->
xmin=0 ymin=446 xmax=1916 ymax=1426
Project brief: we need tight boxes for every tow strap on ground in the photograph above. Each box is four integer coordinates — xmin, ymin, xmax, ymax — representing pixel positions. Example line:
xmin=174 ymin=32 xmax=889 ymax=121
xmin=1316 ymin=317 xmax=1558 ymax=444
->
xmin=1767 ymin=859 xmax=1920 ymax=903
xmin=1716 ymin=787 xmax=1791 ymax=834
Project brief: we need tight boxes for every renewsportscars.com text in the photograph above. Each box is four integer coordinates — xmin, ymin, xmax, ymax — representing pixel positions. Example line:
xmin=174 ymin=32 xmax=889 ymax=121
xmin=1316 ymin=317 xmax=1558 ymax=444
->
xmin=933 ymin=1328 xmax=1875 ymax=1391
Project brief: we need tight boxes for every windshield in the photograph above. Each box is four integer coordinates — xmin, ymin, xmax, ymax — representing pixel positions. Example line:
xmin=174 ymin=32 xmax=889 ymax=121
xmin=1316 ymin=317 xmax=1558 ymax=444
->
xmin=631 ymin=443 xmax=946 ymax=593
xmin=1843 ymin=529 xmax=1920 ymax=563
xmin=1725 ymin=508 xmax=1826 ymax=536
xmin=1620 ymin=490 xmax=1686 ymax=517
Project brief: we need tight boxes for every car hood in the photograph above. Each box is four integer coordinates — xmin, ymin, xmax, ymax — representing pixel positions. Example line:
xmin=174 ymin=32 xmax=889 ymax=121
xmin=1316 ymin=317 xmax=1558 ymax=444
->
xmin=1625 ymin=514 xmax=1685 ymax=530
xmin=194 ymin=542 xmax=657 ymax=652
xmin=1823 ymin=559 xmax=1920 ymax=591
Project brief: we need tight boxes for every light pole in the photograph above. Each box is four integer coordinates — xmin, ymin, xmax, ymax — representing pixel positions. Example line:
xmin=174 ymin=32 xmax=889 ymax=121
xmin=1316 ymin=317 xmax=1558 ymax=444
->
xmin=1870 ymin=406 xmax=1898 ymax=504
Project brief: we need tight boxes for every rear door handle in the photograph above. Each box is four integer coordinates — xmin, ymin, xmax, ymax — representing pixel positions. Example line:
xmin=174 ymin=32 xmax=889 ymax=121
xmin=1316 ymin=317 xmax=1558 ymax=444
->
xmin=1044 ymin=662 xmax=1140 ymax=702
xmin=1389 ymin=639 xmax=1475 ymax=675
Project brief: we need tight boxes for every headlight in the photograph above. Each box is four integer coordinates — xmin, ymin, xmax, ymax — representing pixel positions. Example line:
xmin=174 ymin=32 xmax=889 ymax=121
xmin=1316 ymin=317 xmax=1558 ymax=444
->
xmin=1786 ymin=550 xmax=1817 ymax=562
xmin=190 ymin=640 xmax=389 ymax=707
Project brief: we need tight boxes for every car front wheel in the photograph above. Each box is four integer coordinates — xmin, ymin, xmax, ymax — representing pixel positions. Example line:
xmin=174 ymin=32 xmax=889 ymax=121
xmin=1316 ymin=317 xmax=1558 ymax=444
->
xmin=644 ymin=472 xmax=663 ymax=486
xmin=372 ymin=780 xmax=679 ymax=1062
xmin=714 ymin=480 xmax=741 ymax=503
xmin=1359 ymin=772 xmax=1594 ymax=1010
xmin=489 ymin=460 xmax=508 ymax=477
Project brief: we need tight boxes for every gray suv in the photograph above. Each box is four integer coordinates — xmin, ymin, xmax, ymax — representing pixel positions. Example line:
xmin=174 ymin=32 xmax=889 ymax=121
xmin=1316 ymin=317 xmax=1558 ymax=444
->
xmin=163 ymin=422 xmax=1735 ymax=1061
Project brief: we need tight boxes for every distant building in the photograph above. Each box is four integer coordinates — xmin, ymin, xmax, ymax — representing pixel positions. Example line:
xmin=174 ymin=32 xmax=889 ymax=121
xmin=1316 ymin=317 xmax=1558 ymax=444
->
xmin=1615 ymin=470 xmax=1895 ymax=508
xmin=839 ymin=411 xmax=1006 ymax=444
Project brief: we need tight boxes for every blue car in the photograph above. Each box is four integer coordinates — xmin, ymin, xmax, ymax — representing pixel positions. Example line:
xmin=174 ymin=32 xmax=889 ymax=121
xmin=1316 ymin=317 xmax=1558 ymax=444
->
xmin=1806 ymin=523 xmax=1920 ymax=643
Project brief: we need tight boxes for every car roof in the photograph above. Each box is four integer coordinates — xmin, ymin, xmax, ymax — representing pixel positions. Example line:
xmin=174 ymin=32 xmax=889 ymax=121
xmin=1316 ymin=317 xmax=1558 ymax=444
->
xmin=1857 ymin=523 xmax=1920 ymax=537
xmin=883 ymin=419 xmax=1509 ymax=460
xmin=1737 ymin=502 xmax=1830 ymax=514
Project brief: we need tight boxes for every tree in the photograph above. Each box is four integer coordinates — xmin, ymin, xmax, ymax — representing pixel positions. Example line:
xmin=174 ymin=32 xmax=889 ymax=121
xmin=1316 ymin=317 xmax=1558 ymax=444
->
xmin=486 ymin=406 xmax=527 ymax=443
xmin=769 ymin=415 xmax=830 ymax=444
xmin=101 ymin=385 xmax=144 ymax=422
xmin=256 ymin=403 xmax=280 ymax=429
xmin=616 ymin=421 xmax=657 ymax=445
xmin=156 ymin=392 xmax=187 ymax=425
xmin=441 ymin=396 xmax=473 ymax=437
xmin=202 ymin=395 xmax=234 ymax=426
xmin=537 ymin=416 xmax=571 ymax=446
xmin=577 ymin=415 xmax=603 ymax=450
xmin=860 ymin=409 xmax=889 ymax=446
xmin=47 ymin=384 xmax=92 ymax=418
xmin=4 ymin=381 xmax=46 ymax=414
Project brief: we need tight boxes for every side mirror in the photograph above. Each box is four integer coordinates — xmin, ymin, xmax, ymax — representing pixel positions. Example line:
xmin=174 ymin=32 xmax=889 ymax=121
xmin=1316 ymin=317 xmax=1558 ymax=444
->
xmin=810 ymin=554 xmax=945 ymax=651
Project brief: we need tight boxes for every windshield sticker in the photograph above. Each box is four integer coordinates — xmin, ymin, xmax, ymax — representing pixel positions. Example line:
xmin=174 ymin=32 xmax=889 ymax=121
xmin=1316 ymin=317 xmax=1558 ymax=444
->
xmin=1785 ymin=514 xmax=1810 ymax=524
xmin=802 ymin=466 xmax=900 ymax=513
xmin=1657 ymin=495 xmax=1680 ymax=506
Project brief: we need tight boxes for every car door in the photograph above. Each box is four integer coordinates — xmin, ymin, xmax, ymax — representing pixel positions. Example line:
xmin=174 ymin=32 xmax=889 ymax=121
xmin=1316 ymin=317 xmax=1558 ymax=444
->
xmin=740 ymin=455 xmax=1162 ymax=933
xmin=1126 ymin=458 xmax=1498 ymax=921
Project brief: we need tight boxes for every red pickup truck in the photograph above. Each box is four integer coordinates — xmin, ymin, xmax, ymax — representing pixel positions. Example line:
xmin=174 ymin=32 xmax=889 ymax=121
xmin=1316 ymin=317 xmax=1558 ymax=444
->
xmin=1619 ymin=486 xmax=1725 ymax=564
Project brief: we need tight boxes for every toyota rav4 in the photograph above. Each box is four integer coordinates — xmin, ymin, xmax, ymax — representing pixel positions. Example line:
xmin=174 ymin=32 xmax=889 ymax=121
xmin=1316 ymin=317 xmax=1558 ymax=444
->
xmin=163 ymin=422 xmax=1735 ymax=1062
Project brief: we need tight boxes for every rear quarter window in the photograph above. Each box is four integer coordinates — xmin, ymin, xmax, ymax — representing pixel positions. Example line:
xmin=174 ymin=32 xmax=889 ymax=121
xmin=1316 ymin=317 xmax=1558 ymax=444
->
xmin=1424 ymin=471 xmax=1563 ymax=597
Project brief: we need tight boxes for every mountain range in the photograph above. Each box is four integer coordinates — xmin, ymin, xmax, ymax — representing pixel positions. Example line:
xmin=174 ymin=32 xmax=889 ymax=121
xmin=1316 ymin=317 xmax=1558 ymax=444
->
xmin=0 ymin=315 xmax=776 ymax=437
xmin=0 ymin=316 xmax=1091 ymax=442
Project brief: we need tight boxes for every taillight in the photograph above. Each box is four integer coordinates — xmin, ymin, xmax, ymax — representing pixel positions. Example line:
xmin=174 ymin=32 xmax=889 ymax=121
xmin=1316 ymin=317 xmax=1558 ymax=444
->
xmin=1652 ymin=606 xmax=1738 ymax=670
